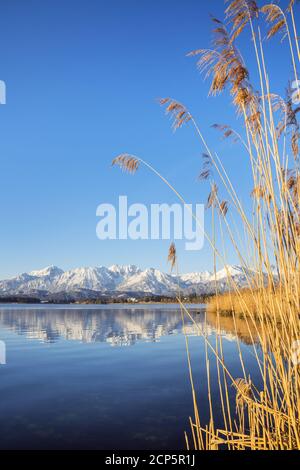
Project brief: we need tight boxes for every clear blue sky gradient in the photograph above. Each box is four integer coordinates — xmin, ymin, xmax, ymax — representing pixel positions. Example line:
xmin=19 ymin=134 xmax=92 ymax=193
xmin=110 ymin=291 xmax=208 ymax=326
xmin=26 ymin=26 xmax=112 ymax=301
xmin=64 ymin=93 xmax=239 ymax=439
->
xmin=0 ymin=0 xmax=295 ymax=278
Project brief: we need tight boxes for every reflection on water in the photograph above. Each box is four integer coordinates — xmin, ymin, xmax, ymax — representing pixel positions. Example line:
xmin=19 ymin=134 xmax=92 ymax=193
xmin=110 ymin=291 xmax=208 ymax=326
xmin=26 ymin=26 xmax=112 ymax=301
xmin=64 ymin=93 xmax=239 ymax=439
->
xmin=0 ymin=305 xmax=256 ymax=346
xmin=0 ymin=304 xmax=260 ymax=450
xmin=0 ymin=306 xmax=200 ymax=346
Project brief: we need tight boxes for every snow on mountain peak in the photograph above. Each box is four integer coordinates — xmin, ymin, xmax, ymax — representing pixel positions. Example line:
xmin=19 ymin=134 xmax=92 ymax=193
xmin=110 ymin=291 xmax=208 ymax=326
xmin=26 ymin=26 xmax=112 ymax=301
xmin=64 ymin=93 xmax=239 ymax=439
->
xmin=108 ymin=265 xmax=140 ymax=275
xmin=214 ymin=265 xmax=254 ymax=281
xmin=30 ymin=266 xmax=64 ymax=278
xmin=0 ymin=264 xmax=263 ymax=298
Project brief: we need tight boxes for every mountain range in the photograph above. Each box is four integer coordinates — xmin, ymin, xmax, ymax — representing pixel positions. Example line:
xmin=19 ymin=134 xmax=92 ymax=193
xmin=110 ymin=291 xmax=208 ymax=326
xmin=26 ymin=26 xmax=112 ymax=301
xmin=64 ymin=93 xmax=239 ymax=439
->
xmin=0 ymin=264 xmax=258 ymax=301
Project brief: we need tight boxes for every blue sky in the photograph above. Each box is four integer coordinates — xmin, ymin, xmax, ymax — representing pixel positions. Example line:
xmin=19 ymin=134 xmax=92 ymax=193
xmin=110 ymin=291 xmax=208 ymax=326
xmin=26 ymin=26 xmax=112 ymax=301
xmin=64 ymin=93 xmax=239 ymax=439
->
xmin=0 ymin=0 xmax=295 ymax=278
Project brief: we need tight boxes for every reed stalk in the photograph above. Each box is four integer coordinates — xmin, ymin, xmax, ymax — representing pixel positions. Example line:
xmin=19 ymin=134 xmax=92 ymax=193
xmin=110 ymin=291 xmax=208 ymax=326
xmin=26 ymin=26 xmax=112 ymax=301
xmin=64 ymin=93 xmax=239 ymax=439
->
xmin=113 ymin=0 xmax=300 ymax=450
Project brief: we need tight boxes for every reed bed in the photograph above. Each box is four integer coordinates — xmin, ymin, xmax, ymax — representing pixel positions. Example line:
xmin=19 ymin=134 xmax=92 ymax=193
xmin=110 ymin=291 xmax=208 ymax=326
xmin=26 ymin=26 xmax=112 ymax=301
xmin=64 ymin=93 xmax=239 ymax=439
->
xmin=113 ymin=0 xmax=300 ymax=451
xmin=208 ymin=288 xmax=262 ymax=317
xmin=207 ymin=287 xmax=287 ymax=319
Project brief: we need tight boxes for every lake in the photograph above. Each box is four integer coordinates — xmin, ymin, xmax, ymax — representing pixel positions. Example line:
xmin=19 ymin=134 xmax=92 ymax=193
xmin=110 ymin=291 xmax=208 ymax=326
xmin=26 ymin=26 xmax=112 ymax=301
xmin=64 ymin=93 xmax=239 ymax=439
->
xmin=0 ymin=304 xmax=260 ymax=450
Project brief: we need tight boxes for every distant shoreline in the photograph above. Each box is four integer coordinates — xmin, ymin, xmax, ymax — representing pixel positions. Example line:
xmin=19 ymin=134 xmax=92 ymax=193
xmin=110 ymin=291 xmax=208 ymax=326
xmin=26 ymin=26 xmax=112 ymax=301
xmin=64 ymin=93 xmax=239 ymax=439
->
xmin=0 ymin=302 xmax=207 ymax=312
xmin=0 ymin=300 xmax=208 ymax=306
xmin=0 ymin=294 xmax=212 ymax=306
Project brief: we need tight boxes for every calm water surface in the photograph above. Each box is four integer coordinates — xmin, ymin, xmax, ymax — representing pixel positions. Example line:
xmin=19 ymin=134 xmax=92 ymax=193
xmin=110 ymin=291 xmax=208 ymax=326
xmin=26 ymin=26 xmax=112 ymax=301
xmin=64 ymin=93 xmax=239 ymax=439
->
xmin=0 ymin=304 xmax=260 ymax=450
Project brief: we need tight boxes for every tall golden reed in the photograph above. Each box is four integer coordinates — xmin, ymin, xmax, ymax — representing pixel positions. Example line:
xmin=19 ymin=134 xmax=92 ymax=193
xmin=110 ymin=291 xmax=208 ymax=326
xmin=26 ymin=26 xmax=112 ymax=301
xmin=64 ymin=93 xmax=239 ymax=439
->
xmin=113 ymin=0 xmax=300 ymax=450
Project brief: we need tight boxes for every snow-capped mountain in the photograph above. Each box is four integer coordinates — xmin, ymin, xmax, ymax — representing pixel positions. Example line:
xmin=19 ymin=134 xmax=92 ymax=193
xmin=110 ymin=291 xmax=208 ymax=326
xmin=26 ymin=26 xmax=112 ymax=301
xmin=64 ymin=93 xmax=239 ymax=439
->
xmin=118 ymin=268 xmax=179 ymax=295
xmin=0 ymin=264 xmax=259 ymax=299
xmin=29 ymin=266 xmax=64 ymax=278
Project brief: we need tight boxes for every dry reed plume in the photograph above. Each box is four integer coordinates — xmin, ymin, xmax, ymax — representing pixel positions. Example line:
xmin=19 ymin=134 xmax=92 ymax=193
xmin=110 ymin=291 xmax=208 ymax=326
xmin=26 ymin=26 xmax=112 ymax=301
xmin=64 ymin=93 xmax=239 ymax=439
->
xmin=113 ymin=0 xmax=300 ymax=451
xmin=207 ymin=287 xmax=284 ymax=318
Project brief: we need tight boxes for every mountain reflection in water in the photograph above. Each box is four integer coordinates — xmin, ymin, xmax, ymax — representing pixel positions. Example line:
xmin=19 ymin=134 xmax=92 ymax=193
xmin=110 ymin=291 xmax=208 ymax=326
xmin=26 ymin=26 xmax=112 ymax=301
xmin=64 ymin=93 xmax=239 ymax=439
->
xmin=0 ymin=304 xmax=260 ymax=450
xmin=0 ymin=304 xmax=257 ymax=346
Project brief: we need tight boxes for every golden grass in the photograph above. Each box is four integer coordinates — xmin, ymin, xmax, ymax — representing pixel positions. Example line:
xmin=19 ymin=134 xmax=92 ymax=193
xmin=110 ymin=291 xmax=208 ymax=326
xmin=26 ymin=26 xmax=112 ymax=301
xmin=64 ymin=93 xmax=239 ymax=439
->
xmin=207 ymin=289 xmax=261 ymax=317
xmin=207 ymin=287 xmax=286 ymax=319
xmin=113 ymin=0 xmax=300 ymax=451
